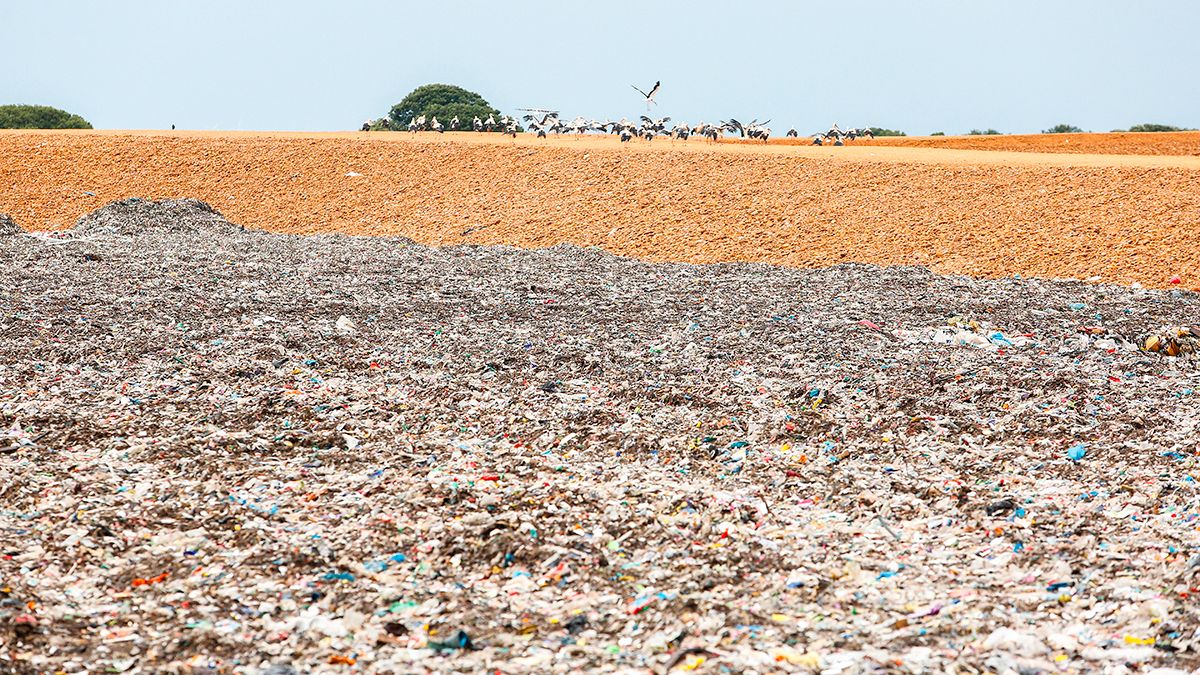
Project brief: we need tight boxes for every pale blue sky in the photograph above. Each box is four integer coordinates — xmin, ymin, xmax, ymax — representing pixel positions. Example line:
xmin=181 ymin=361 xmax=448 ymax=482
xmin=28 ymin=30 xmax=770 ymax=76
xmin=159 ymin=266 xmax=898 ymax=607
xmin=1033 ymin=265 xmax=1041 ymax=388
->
xmin=4 ymin=0 xmax=1197 ymax=134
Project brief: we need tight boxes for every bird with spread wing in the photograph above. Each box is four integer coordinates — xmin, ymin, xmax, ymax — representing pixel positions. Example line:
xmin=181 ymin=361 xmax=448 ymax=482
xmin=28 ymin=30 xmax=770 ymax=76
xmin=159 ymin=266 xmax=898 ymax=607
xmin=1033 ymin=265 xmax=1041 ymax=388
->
xmin=631 ymin=80 xmax=661 ymax=108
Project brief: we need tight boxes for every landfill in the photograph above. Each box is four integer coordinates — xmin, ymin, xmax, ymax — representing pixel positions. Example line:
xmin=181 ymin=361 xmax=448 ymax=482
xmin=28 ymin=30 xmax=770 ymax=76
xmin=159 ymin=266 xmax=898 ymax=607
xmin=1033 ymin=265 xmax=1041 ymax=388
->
xmin=2 ymin=200 xmax=1200 ymax=674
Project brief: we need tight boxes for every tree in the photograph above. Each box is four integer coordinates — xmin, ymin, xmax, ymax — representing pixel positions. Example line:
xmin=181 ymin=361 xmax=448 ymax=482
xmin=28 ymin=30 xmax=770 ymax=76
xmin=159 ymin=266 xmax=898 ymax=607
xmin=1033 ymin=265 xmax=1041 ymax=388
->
xmin=1042 ymin=123 xmax=1083 ymax=134
xmin=0 ymin=104 xmax=92 ymax=129
xmin=930 ymin=131 xmax=946 ymax=136
xmin=1124 ymin=123 xmax=1189 ymax=132
xmin=868 ymin=127 xmax=906 ymax=137
xmin=387 ymin=84 xmax=500 ymax=129
xmin=968 ymin=128 xmax=1002 ymax=135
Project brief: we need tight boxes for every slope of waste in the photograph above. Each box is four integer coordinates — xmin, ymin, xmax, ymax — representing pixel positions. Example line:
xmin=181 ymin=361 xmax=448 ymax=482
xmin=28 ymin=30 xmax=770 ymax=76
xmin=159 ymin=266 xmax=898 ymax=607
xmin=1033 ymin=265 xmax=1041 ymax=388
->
xmin=2 ymin=227 xmax=1200 ymax=673
xmin=71 ymin=197 xmax=247 ymax=237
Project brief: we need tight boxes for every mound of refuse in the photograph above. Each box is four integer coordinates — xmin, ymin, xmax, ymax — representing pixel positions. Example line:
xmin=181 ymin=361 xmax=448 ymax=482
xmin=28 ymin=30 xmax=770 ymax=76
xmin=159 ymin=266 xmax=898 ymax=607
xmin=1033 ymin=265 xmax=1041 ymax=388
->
xmin=72 ymin=197 xmax=246 ymax=236
xmin=0 ymin=213 xmax=20 ymax=236
xmin=3 ymin=230 xmax=1200 ymax=673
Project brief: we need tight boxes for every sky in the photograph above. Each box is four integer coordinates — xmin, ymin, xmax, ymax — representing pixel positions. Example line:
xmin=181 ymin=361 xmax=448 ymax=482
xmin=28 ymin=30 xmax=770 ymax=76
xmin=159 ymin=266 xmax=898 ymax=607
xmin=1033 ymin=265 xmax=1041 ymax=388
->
xmin=3 ymin=0 xmax=1198 ymax=135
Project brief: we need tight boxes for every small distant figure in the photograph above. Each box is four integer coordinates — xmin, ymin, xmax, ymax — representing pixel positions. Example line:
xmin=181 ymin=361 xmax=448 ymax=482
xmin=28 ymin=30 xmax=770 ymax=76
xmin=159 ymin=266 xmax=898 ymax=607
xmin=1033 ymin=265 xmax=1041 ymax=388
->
xmin=171 ymin=124 xmax=175 ymax=130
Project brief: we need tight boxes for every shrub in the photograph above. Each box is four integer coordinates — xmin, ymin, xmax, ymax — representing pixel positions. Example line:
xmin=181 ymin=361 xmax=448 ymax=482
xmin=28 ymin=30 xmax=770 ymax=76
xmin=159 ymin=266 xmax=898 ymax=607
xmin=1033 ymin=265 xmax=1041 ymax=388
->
xmin=1043 ymin=123 xmax=1083 ymax=134
xmin=968 ymin=128 xmax=1002 ymax=135
xmin=387 ymin=84 xmax=500 ymax=129
xmin=1125 ymin=123 xmax=1189 ymax=133
xmin=930 ymin=131 xmax=945 ymax=136
xmin=0 ymin=104 xmax=92 ymax=129
xmin=868 ymin=127 xmax=906 ymax=137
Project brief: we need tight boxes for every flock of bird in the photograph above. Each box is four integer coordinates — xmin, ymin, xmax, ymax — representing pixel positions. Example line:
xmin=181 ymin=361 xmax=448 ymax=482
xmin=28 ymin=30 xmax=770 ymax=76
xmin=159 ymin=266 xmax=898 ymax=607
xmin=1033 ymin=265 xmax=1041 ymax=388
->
xmin=362 ymin=81 xmax=878 ymax=145
xmin=369 ymin=113 xmax=877 ymax=145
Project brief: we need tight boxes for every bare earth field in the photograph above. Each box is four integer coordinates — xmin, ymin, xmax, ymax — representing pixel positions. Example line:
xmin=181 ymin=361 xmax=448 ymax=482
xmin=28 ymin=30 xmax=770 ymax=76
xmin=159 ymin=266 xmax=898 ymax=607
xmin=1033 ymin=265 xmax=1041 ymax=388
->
xmin=1 ymin=129 xmax=1199 ymax=289
xmin=851 ymin=131 xmax=1200 ymax=156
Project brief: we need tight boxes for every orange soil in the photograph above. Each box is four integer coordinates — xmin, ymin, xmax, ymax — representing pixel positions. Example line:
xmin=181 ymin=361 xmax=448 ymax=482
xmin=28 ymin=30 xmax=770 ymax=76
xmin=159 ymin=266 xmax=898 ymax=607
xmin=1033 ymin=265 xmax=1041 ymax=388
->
xmin=772 ymin=131 xmax=1200 ymax=156
xmin=2 ymin=130 xmax=1198 ymax=289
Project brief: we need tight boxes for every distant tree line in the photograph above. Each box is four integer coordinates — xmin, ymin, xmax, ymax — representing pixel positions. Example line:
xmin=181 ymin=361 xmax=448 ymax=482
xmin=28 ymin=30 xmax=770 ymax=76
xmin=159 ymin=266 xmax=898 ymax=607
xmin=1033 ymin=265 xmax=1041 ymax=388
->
xmin=0 ymin=104 xmax=92 ymax=129
xmin=1120 ymin=123 xmax=1192 ymax=132
xmin=925 ymin=123 xmax=1194 ymax=136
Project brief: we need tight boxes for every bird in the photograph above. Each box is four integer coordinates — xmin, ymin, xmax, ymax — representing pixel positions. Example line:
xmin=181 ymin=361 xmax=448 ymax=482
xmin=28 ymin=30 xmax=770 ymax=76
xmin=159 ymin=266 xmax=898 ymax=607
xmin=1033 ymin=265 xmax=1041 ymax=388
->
xmin=786 ymin=128 xmax=798 ymax=138
xmin=631 ymin=80 xmax=661 ymax=108
xmin=639 ymin=116 xmax=671 ymax=134
xmin=430 ymin=117 xmax=444 ymax=133
xmin=744 ymin=119 xmax=771 ymax=143
xmin=609 ymin=118 xmax=634 ymax=135
xmin=473 ymin=116 xmax=483 ymax=132
xmin=485 ymin=114 xmax=497 ymax=132
xmin=450 ymin=116 xmax=460 ymax=131
xmin=566 ymin=116 xmax=591 ymax=137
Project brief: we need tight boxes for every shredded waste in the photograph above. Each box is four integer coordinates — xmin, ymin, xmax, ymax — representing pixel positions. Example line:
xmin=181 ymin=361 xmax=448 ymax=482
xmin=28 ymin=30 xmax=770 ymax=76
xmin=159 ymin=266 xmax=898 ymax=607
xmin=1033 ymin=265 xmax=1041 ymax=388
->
xmin=71 ymin=197 xmax=248 ymax=237
xmin=2 ymin=205 xmax=1199 ymax=673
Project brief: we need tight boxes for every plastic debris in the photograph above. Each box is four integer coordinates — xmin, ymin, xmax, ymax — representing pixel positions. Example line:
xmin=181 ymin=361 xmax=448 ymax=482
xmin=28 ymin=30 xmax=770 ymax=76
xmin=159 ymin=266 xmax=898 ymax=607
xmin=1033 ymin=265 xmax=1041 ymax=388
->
xmin=2 ymin=212 xmax=1200 ymax=672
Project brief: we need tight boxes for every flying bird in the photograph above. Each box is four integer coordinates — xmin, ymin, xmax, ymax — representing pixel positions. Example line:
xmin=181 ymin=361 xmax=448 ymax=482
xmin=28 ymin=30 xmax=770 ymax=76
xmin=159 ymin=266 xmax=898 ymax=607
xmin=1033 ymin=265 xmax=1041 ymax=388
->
xmin=631 ymin=80 xmax=661 ymax=108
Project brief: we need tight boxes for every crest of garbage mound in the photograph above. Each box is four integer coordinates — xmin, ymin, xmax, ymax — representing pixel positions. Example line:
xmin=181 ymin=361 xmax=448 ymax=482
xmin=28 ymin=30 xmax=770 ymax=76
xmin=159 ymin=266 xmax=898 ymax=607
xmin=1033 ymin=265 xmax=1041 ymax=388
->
xmin=72 ymin=197 xmax=248 ymax=236
xmin=0 ymin=212 xmax=20 ymax=236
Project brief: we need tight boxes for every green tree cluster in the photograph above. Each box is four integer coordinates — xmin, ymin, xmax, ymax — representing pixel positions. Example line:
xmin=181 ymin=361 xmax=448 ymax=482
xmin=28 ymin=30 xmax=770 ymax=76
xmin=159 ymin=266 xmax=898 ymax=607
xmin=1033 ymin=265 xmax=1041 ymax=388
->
xmin=868 ymin=127 xmax=906 ymax=137
xmin=1043 ymin=123 xmax=1083 ymax=134
xmin=968 ymin=128 xmax=1002 ymax=135
xmin=387 ymin=84 xmax=500 ymax=129
xmin=1122 ymin=123 xmax=1190 ymax=132
xmin=0 ymin=104 xmax=92 ymax=129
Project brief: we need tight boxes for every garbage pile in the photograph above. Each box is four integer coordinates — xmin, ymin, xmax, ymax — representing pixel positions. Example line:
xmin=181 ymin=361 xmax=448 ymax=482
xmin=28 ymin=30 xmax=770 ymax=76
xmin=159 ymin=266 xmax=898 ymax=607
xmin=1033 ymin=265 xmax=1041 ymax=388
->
xmin=2 ymin=221 xmax=1200 ymax=674
xmin=71 ymin=197 xmax=248 ymax=237
xmin=0 ymin=212 xmax=19 ymax=236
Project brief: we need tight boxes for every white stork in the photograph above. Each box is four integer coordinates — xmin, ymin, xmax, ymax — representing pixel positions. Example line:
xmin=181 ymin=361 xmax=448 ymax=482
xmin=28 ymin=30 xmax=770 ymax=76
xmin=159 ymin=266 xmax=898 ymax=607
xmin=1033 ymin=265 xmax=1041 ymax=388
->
xmin=631 ymin=80 xmax=661 ymax=109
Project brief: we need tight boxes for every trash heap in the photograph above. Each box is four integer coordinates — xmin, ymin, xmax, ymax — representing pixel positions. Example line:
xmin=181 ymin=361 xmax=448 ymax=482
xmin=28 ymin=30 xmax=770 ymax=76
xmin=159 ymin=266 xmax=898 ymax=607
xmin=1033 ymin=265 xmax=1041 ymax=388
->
xmin=2 ymin=215 xmax=1200 ymax=674
xmin=71 ymin=197 xmax=248 ymax=237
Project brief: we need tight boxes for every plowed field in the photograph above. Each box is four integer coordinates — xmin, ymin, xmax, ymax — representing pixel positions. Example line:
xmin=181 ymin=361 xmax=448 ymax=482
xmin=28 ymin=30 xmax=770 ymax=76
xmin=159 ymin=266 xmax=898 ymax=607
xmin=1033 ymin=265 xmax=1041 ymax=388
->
xmin=853 ymin=130 xmax=1200 ymax=156
xmin=2 ymin=130 xmax=1198 ymax=288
